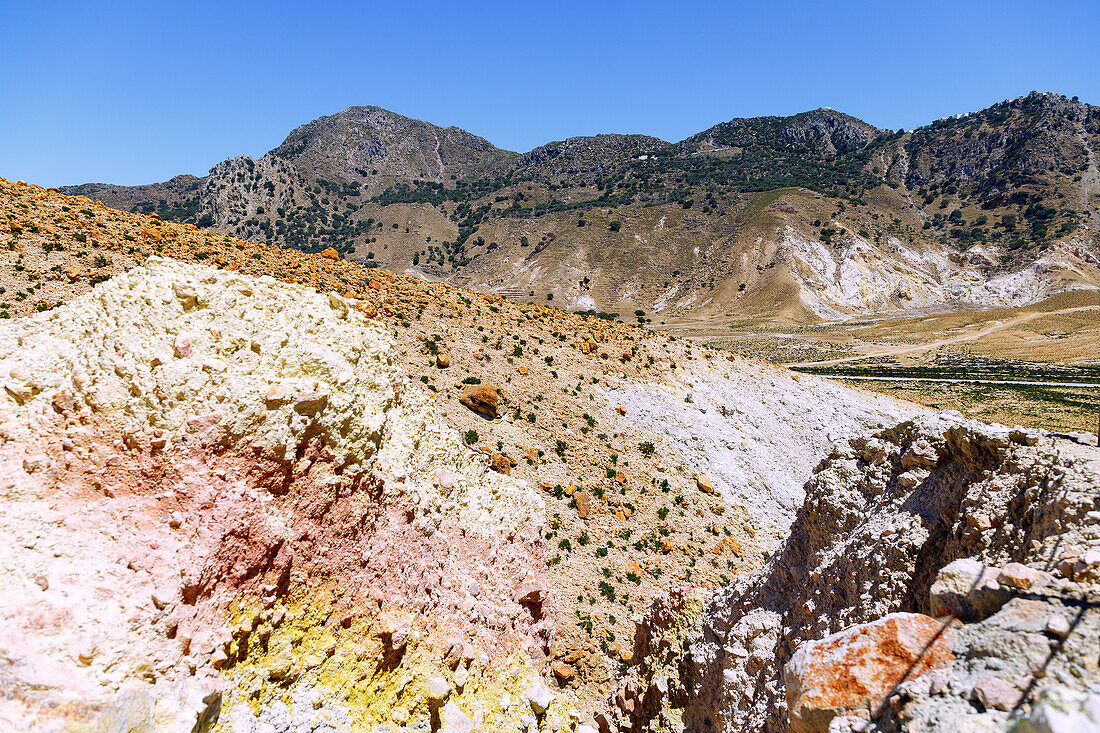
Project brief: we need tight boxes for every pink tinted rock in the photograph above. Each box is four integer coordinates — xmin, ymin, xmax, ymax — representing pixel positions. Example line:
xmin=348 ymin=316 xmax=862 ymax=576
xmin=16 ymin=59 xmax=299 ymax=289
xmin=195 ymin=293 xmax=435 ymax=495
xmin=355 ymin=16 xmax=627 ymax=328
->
xmin=998 ymin=562 xmax=1047 ymax=590
xmin=973 ymin=676 xmax=1022 ymax=711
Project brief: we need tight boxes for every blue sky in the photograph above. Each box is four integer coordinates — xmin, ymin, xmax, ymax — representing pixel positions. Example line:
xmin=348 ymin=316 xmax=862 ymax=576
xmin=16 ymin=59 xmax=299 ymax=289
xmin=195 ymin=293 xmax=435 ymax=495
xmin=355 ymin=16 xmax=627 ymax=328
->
xmin=2 ymin=0 xmax=1098 ymax=187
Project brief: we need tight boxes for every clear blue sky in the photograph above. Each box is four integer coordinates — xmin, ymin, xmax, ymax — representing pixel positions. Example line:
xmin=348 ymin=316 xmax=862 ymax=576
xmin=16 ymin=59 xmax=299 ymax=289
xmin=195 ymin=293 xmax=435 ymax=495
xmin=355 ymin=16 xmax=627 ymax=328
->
xmin=2 ymin=0 xmax=1098 ymax=187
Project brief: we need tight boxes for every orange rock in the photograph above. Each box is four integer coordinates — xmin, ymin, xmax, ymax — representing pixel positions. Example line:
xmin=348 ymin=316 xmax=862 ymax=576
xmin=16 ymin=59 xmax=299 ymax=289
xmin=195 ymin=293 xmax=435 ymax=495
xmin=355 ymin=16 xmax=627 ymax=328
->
xmin=552 ymin=662 xmax=575 ymax=681
xmin=784 ymin=613 xmax=954 ymax=733
xmin=320 ymin=247 xmax=339 ymax=260
xmin=490 ymin=453 xmax=512 ymax=476
xmin=696 ymin=474 xmax=716 ymax=495
xmin=459 ymin=383 xmax=501 ymax=419
xmin=575 ymin=491 xmax=591 ymax=519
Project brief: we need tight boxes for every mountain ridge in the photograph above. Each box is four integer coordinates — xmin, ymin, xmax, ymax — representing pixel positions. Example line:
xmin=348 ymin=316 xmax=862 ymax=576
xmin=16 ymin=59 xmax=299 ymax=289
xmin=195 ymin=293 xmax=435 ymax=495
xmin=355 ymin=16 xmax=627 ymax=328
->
xmin=59 ymin=91 xmax=1100 ymax=328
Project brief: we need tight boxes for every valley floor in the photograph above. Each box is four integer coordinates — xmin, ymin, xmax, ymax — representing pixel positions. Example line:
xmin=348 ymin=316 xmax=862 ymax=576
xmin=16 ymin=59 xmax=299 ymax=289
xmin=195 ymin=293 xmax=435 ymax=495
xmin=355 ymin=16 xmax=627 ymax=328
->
xmin=687 ymin=289 xmax=1100 ymax=437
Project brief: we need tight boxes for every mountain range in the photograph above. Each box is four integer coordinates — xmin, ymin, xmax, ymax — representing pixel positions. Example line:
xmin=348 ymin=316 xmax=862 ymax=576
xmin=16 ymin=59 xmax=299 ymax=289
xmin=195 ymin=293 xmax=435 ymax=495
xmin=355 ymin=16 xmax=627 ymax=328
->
xmin=63 ymin=91 xmax=1100 ymax=327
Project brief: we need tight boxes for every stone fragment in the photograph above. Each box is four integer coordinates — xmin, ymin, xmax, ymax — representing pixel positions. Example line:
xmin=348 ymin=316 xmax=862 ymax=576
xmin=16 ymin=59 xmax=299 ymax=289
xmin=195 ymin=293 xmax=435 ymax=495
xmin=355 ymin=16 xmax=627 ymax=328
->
xmin=696 ymin=474 xmax=716 ymax=495
xmin=552 ymin=662 xmax=575 ymax=682
xmin=901 ymin=438 xmax=939 ymax=469
xmin=972 ymin=676 xmax=1022 ymax=711
xmin=490 ymin=453 xmax=512 ymax=475
xmin=784 ymin=613 xmax=954 ymax=733
xmin=525 ymin=682 xmax=554 ymax=713
xmin=930 ymin=558 xmax=1010 ymax=622
xmin=1074 ymin=549 xmax=1100 ymax=583
xmin=427 ymin=676 xmax=451 ymax=702
xmin=575 ymin=491 xmax=591 ymax=519
xmin=441 ymin=701 xmax=472 ymax=733
xmin=436 ymin=354 xmax=450 ymax=368
xmin=320 ymin=247 xmax=339 ymax=260
xmin=1046 ymin=614 xmax=1071 ymax=638
xmin=376 ymin=614 xmax=411 ymax=652
xmin=293 ymin=388 xmax=329 ymax=415
xmin=897 ymin=470 xmax=925 ymax=488
xmin=998 ymin=562 xmax=1047 ymax=590
xmin=459 ymin=383 xmax=500 ymax=418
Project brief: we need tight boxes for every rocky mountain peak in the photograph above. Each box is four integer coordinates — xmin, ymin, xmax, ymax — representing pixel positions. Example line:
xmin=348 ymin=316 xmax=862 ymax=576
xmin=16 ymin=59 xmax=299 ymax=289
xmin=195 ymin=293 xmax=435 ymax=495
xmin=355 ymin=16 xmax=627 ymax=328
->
xmin=269 ymin=104 xmax=513 ymax=184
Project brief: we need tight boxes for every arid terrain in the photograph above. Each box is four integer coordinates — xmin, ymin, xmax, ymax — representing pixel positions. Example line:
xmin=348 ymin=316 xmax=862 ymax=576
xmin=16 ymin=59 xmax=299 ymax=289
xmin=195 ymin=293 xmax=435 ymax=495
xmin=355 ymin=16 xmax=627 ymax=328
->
xmin=55 ymin=93 xmax=1100 ymax=443
xmin=0 ymin=179 xmax=924 ymax=727
xmin=3 ymin=92 xmax=1100 ymax=733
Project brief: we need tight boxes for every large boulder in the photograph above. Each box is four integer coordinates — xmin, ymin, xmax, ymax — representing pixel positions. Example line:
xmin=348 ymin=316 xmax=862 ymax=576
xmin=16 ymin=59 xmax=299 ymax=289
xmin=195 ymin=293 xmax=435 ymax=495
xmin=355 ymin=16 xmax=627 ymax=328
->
xmin=784 ymin=613 xmax=954 ymax=733
xmin=460 ymin=383 xmax=501 ymax=418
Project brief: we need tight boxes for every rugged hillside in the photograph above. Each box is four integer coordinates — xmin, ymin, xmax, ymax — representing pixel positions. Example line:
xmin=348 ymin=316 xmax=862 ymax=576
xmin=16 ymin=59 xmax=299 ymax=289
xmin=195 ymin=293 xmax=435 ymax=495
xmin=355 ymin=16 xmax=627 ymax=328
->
xmin=60 ymin=173 xmax=205 ymax=221
xmin=0 ymin=258 xmax=560 ymax=731
xmin=0 ymin=179 xmax=924 ymax=725
xmin=59 ymin=93 xmax=1100 ymax=327
xmin=508 ymin=135 xmax=668 ymax=183
xmin=4 ymin=179 xmax=1098 ymax=732
xmin=64 ymin=106 xmax=515 ymax=258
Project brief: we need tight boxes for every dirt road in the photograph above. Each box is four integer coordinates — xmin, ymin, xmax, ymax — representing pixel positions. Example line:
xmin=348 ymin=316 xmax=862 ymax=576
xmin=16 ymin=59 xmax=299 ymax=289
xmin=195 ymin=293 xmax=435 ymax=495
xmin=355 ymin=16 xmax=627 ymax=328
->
xmin=788 ymin=305 xmax=1100 ymax=368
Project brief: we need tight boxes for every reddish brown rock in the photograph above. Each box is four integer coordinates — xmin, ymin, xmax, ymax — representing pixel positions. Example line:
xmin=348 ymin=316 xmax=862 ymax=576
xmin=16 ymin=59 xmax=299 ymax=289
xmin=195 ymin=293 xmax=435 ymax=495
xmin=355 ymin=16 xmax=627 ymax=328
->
xmin=459 ymin=383 xmax=500 ymax=419
xmin=997 ymin=562 xmax=1047 ymax=590
xmin=784 ymin=613 xmax=954 ymax=733
xmin=490 ymin=453 xmax=511 ymax=475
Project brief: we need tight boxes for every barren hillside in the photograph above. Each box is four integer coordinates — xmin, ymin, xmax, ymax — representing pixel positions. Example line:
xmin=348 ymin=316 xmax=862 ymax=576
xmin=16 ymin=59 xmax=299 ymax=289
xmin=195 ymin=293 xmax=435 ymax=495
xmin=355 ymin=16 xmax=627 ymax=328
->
xmin=0 ymin=178 xmax=921 ymax=723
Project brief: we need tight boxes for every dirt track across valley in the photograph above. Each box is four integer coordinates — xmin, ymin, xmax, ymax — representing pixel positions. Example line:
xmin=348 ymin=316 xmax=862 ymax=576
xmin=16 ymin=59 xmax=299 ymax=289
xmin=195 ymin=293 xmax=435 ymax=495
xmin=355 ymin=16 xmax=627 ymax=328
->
xmin=788 ymin=305 xmax=1100 ymax=367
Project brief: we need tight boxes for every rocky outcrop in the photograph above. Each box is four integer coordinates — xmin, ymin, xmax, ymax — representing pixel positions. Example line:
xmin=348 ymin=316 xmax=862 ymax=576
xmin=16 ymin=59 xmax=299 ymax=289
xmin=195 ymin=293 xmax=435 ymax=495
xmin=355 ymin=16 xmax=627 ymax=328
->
xmin=612 ymin=413 xmax=1100 ymax=732
xmin=0 ymin=259 xmax=576 ymax=731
